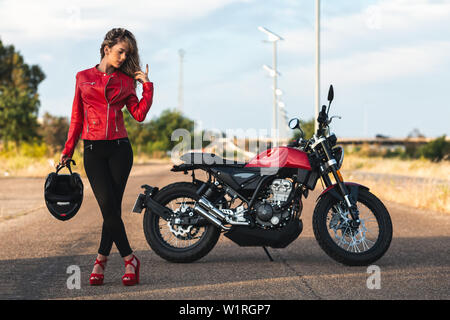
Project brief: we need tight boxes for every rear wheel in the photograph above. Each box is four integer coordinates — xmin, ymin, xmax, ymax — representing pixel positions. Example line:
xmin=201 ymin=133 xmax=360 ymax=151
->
xmin=313 ymin=189 xmax=393 ymax=266
xmin=143 ymin=182 xmax=221 ymax=263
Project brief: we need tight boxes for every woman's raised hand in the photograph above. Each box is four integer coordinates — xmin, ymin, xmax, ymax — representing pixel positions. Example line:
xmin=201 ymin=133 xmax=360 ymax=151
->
xmin=134 ymin=64 xmax=150 ymax=84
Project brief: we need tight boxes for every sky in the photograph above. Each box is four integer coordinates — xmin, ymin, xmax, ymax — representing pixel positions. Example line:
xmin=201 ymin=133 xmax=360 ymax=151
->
xmin=1 ymin=0 xmax=449 ymax=138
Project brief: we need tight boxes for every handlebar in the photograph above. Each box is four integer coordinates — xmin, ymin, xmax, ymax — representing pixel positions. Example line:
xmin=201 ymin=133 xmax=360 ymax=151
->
xmin=316 ymin=105 xmax=329 ymax=136
xmin=288 ymin=84 xmax=339 ymax=148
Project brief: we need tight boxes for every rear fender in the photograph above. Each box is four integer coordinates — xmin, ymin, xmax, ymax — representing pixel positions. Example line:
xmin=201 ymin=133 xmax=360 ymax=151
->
xmin=317 ymin=182 xmax=369 ymax=203
xmin=132 ymin=185 xmax=172 ymax=220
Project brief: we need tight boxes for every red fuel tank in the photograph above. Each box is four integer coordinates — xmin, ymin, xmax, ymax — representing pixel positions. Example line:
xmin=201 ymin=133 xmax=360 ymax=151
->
xmin=245 ymin=146 xmax=311 ymax=170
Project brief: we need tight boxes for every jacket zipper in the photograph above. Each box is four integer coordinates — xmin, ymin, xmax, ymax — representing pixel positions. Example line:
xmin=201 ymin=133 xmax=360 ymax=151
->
xmin=115 ymin=110 xmax=118 ymax=132
xmin=113 ymin=80 xmax=123 ymax=104
xmin=85 ymin=109 xmax=89 ymax=133
xmin=81 ymin=82 xmax=94 ymax=134
xmin=104 ymin=78 xmax=123 ymax=138
xmin=114 ymin=80 xmax=122 ymax=133
xmin=104 ymin=77 xmax=112 ymax=139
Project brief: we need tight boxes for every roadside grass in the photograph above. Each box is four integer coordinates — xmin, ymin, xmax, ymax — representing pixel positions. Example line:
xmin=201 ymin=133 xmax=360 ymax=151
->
xmin=342 ymin=154 xmax=450 ymax=180
xmin=342 ymin=172 xmax=449 ymax=214
xmin=341 ymin=155 xmax=449 ymax=214
xmin=0 ymin=148 xmax=83 ymax=177
xmin=0 ymin=149 xmax=171 ymax=178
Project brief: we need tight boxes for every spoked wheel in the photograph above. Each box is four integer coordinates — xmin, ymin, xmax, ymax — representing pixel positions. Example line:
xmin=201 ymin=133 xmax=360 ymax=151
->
xmin=143 ymin=182 xmax=221 ymax=263
xmin=313 ymin=189 xmax=393 ymax=266
xmin=158 ymin=197 xmax=205 ymax=249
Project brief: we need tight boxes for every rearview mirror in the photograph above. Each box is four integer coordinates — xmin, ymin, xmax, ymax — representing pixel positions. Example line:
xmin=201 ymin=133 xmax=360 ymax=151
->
xmin=328 ymin=85 xmax=334 ymax=102
xmin=288 ymin=118 xmax=304 ymax=138
xmin=288 ymin=118 xmax=300 ymax=130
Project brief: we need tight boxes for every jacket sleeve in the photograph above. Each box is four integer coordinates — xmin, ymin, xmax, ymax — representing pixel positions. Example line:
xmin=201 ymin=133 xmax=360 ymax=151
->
xmin=62 ymin=73 xmax=83 ymax=158
xmin=125 ymin=81 xmax=154 ymax=122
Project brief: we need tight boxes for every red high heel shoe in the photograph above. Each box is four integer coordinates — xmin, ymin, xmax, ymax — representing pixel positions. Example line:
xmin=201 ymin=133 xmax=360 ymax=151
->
xmin=122 ymin=255 xmax=140 ymax=286
xmin=89 ymin=258 xmax=107 ymax=286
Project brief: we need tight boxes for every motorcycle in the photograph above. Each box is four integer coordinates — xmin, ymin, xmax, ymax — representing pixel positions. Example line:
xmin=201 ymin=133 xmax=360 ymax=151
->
xmin=132 ymin=85 xmax=393 ymax=266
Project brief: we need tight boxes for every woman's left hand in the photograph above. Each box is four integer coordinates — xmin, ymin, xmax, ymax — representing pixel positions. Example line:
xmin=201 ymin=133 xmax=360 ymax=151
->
xmin=134 ymin=64 xmax=150 ymax=84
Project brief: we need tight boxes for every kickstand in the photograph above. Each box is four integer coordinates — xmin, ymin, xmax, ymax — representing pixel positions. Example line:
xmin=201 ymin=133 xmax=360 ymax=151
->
xmin=262 ymin=246 xmax=274 ymax=262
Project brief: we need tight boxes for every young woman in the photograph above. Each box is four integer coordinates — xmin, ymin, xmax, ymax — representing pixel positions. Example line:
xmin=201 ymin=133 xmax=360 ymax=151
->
xmin=60 ymin=28 xmax=154 ymax=286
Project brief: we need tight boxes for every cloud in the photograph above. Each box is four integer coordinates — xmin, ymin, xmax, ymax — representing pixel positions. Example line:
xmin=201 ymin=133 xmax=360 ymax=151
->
xmin=280 ymin=0 xmax=450 ymax=56
xmin=322 ymin=41 xmax=450 ymax=86
xmin=37 ymin=53 xmax=54 ymax=62
xmin=0 ymin=0 xmax=248 ymax=45
xmin=364 ymin=0 xmax=450 ymax=30
xmin=276 ymin=0 xmax=450 ymax=86
xmin=278 ymin=40 xmax=450 ymax=89
xmin=151 ymin=48 xmax=176 ymax=64
xmin=323 ymin=0 xmax=450 ymax=53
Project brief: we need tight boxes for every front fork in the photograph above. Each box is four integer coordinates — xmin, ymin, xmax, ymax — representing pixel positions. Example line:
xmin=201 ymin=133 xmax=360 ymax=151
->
xmin=319 ymin=141 xmax=360 ymax=226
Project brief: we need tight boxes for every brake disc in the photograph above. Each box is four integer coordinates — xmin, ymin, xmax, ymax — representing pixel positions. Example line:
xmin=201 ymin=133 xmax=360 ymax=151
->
xmin=331 ymin=205 xmax=364 ymax=240
xmin=167 ymin=221 xmax=193 ymax=238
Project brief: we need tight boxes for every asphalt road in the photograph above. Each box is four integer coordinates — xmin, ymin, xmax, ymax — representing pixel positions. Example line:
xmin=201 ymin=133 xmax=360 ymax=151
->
xmin=0 ymin=163 xmax=449 ymax=300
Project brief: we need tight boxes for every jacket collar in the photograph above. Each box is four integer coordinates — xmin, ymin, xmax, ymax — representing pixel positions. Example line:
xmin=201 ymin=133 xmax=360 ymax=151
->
xmin=93 ymin=64 xmax=119 ymax=77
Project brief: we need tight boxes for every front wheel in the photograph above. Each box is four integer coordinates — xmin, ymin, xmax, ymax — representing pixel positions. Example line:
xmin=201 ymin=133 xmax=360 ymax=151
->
xmin=143 ymin=182 xmax=221 ymax=263
xmin=313 ymin=189 xmax=393 ymax=266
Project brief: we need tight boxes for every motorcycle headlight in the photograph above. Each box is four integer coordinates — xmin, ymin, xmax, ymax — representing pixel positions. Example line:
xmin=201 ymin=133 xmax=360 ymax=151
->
xmin=332 ymin=146 xmax=344 ymax=170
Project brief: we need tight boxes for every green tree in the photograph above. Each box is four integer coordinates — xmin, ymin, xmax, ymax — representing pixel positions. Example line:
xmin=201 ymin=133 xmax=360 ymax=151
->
xmin=146 ymin=109 xmax=195 ymax=153
xmin=124 ymin=108 xmax=195 ymax=155
xmin=122 ymin=108 xmax=151 ymax=153
xmin=417 ymin=135 xmax=450 ymax=162
xmin=293 ymin=117 xmax=315 ymax=140
xmin=38 ymin=112 xmax=70 ymax=153
xmin=0 ymin=39 xmax=45 ymax=148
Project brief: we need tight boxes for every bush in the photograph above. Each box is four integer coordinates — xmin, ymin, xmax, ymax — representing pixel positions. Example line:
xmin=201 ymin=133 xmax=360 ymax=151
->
xmin=416 ymin=135 xmax=450 ymax=161
xmin=38 ymin=112 xmax=69 ymax=153
xmin=384 ymin=147 xmax=405 ymax=158
xmin=344 ymin=136 xmax=450 ymax=162
xmin=124 ymin=108 xmax=195 ymax=157
xmin=293 ymin=118 xmax=315 ymax=140
xmin=144 ymin=140 xmax=167 ymax=155
xmin=0 ymin=141 xmax=48 ymax=158
xmin=21 ymin=142 xmax=48 ymax=158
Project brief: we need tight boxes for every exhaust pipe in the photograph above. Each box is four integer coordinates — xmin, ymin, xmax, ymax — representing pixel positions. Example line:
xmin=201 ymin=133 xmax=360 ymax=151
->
xmin=198 ymin=197 xmax=228 ymax=220
xmin=197 ymin=196 xmax=250 ymax=227
xmin=194 ymin=204 xmax=230 ymax=230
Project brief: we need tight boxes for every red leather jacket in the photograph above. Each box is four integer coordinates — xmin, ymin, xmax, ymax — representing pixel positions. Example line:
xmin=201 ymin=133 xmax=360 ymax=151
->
xmin=62 ymin=65 xmax=154 ymax=158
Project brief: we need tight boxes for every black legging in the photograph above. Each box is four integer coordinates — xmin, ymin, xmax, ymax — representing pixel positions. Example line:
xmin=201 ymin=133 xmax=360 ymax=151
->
xmin=83 ymin=138 xmax=133 ymax=258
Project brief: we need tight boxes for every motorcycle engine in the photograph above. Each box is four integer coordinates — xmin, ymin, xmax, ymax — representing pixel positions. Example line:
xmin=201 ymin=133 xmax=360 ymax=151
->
xmin=254 ymin=178 xmax=293 ymax=228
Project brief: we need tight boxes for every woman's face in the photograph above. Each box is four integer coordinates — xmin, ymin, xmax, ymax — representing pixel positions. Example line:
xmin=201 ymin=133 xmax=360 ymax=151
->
xmin=104 ymin=40 xmax=129 ymax=69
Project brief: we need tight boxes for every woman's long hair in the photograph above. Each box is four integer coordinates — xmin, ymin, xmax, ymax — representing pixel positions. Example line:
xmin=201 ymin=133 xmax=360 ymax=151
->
xmin=100 ymin=28 xmax=140 ymax=87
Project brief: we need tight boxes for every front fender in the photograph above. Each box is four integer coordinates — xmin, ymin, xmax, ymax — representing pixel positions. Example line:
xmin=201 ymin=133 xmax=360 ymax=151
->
xmin=317 ymin=182 xmax=369 ymax=203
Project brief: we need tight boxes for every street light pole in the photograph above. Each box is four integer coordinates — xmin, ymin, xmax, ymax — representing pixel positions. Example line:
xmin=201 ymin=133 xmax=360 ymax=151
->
xmin=315 ymin=0 xmax=320 ymax=133
xmin=178 ymin=49 xmax=185 ymax=113
xmin=272 ymin=40 xmax=278 ymax=146
xmin=258 ymin=26 xmax=283 ymax=147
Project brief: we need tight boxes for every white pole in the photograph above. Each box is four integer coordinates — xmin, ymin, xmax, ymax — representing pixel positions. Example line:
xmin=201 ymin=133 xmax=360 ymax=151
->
xmin=315 ymin=0 xmax=320 ymax=133
xmin=178 ymin=49 xmax=185 ymax=113
xmin=257 ymin=27 xmax=283 ymax=147
xmin=273 ymin=41 xmax=278 ymax=147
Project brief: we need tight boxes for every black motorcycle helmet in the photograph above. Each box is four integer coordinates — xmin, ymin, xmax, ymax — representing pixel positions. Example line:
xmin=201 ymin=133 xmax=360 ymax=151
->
xmin=44 ymin=160 xmax=83 ymax=221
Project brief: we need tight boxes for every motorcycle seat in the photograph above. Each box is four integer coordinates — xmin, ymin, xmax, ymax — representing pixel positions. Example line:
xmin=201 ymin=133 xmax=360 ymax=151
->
xmin=173 ymin=152 xmax=247 ymax=171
